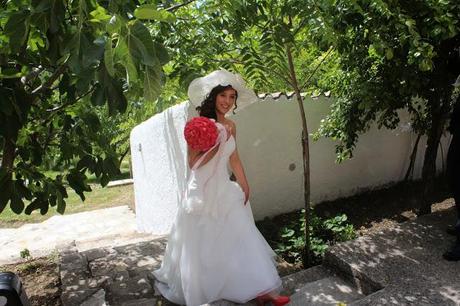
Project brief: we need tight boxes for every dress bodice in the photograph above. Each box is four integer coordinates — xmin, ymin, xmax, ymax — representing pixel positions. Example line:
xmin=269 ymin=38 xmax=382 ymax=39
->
xmin=193 ymin=131 xmax=235 ymax=181
xmin=183 ymin=129 xmax=239 ymax=217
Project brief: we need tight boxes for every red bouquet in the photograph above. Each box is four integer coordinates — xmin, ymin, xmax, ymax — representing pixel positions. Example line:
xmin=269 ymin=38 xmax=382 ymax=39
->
xmin=184 ymin=117 xmax=218 ymax=151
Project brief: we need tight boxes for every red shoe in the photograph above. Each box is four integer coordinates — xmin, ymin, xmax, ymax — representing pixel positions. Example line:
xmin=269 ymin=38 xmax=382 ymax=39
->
xmin=256 ymin=295 xmax=290 ymax=306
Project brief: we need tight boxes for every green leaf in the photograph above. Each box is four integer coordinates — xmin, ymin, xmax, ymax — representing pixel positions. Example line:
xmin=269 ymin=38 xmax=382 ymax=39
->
xmin=106 ymin=14 xmax=123 ymax=33
xmin=95 ymin=158 xmax=103 ymax=177
xmin=66 ymin=171 xmax=91 ymax=201
xmin=49 ymin=0 xmax=65 ymax=34
xmin=89 ymin=5 xmax=111 ymax=23
xmin=32 ymin=0 xmax=52 ymax=13
xmin=104 ymin=37 xmax=115 ymax=76
xmin=97 ymin=65 xmax=128 ymax=115
xmin=0 ymin=68 xmax=24 ymax=79
xmin=115 ymin=36 xmax=139 ymax=83
xmin=69 ymin=33 xmax=105 ymax=73
xmin=127 ymin=20 xmax=156 ymax=66
xmin=419 ymin=59 xmax=432 ymax=71
xmin=103 ymin=156 xmax=120 ymax=176
xmin=56 ymin=189 xmax=66 ymax=214
xmin=90 ymin=84 xmax=106 ymax=106
xmin=40 ymin=204 xmax=49 ymax=215
xmin=154 ymin=42 xmax=170 ymax=65
xmin=77 ymin=155 xmax=96 ymax=171
xmin=83 ymin=113 xmax=101 ymax=132
xmin=134 ymin=5 xmax=176 ymax=23
xmin=144 ymin=65 xmax=162 ymax=102
xmin=100 ymin=174 xmax=110 ymax=187
xmin=4 ymin=10 xmax=30 ymax=53
xmin=25 ymin=198 xmax=44 ymax=215
xmin=385 ymin=48 xmax=394 ymax=60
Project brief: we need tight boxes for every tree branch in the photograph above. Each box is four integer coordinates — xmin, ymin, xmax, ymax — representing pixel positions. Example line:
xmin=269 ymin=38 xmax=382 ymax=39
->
xmin=268 ymin=67 xmax=294 ymax=88
xmin=165 ymin=0 xmax=195 ymax=12
xmin=31 ymin=64 xmax=67 ymax=100
xmin=45 ymin=87 xmax=94 ymax=114
xmin=299 ymin=46 xmax=334 ymax=92
xmin=119 ymin=146 xmax=131 ymax=167
xmin=43 ymin=122 xmax=54 ymax=153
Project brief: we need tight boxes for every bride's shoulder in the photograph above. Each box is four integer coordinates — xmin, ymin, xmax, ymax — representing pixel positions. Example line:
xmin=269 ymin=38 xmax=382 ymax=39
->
xmin=224 ymin=119 xmax=237 ymax=136
xmin=223 ymin=118 xmax=236 ymax=128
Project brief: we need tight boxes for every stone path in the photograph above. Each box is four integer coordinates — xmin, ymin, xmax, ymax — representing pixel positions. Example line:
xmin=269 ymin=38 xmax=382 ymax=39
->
xmin=3 ymin=202 xmax=459 ymax=305
xmin=325 ymin=208 xmax=460 ymax=305
xmin=0 ymin=206 xmax=153 ymax=265
xmin=59 ymin=238 xmax=166 ymax=306
xmin=58 ymin=207 xmax=460 ymax=306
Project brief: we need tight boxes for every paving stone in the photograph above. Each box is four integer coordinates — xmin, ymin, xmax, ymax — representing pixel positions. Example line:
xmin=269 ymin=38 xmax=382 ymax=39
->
xmin=282 ymin=265 xmax=334 ymax=295
xmin=60 ymin=252 xmax=88 ymax=267
xmin=120 ymin=298 xmax=158 ymax=306
xmin=61 ymin=288 xmax=98 ymax=306
xmin=60 ymin=269 xmax=91 ymax=287
xmin=89 ymin=258 xmax=129 ymax=277
xmin=289 ymin=276 xmax=364 ymax=306
xmin=56 ymin=208 xmax=460 ymax=306
xmin=57 ymin=240 xmax=78 ymax=255
xmin=80 ymin=289 xmax=107 ymax=306
xmin=107 ymin=275 xmax=154 ymax=303
xmin=83 ymin=248 xmax=114 ymax=262
xmin=128 ymin=267 xmax=155 ymax=279
xmin=87 ymin=276 xmax=112 ymax=289
xmin=0 ymin=206 xmax=142 ymax=265
xmin=114 ymin=270 xmax=130 ymax=282
xmin=325 ymin=208 xmax=460 ymax=305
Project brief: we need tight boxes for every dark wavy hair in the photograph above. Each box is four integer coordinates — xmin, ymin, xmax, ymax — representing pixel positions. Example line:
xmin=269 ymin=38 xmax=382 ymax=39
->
xmin=196 ymin=85 xmax=238 ymax=120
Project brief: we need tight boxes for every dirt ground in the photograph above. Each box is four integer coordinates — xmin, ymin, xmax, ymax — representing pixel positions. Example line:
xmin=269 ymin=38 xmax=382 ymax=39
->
xmin=314 ymin=177 xmax=454 ymax=236
xmin=1 ymin=177 xmax=455 ymax=305
xmin=0 ymin=256 xmax=61 ymax=306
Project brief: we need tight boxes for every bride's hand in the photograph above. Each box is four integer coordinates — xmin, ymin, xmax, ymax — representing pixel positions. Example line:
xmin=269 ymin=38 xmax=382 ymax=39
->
xmin=243 ymin=186 xmax=250 ymax=205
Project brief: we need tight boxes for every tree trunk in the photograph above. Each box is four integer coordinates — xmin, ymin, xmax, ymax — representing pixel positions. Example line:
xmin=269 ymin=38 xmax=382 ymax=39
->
xmin=404 ymin=133 xmax=421 ymax=181
xmin=1 ymin=136 xmax=16 ymax=173
xmin=0 ymin=134 xmax=17 ymax=213
xmin=286 ymin=44 xmax=312 ymax=267
xmin=419 ymin=100 xmax=448 ymax=215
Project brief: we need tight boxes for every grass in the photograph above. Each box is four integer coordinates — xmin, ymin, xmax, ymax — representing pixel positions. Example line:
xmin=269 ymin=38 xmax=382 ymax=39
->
xmin=0 ymin=158 xmax=134 ymax=228
xmin=0 ymin=184 xmax=134 ymax=228
xmin=42 ymin=158 xmax=132 ymax=185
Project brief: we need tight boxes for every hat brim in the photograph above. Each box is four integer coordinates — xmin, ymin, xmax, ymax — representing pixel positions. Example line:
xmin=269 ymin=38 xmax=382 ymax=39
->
xmin=187 ymin=69 xmax=258 ymax=112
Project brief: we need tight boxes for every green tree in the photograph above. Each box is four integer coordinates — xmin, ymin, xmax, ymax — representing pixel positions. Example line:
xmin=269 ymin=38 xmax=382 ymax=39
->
xmin=197 ymin=0 xmax=335 ymax=267
xmin=314 ymin=0 xmax=460 ymax=214
xmin=0 ymin=0 xmax=176 ymax=215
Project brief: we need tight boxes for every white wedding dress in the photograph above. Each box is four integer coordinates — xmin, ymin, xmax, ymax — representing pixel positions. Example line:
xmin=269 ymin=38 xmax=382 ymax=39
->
xmin=153 ymin=124 xmax=282 ymax=305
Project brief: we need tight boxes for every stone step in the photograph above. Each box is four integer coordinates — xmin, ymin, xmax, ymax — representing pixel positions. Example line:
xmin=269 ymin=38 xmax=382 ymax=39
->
xmin=204 ymin=266 xmax=337 ymax=305
xmin=107 ymin=179 xmax=133 ymax=188
xmin=320 ymin=209 xmax=460 ymax=305
xmin=76 ymin=232 xmax=158 ymax=252
xmin=282 ymin=265 xmax=334 ymax=295
xmin=289 ymin=275 xmax=365 ymax=306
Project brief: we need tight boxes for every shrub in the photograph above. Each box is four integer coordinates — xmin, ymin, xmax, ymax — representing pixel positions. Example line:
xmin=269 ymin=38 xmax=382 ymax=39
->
xmin=275 ymin=209 xmax=357 ymax=266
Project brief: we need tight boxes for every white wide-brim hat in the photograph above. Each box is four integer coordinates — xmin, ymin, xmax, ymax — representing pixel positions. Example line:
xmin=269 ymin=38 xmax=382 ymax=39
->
xmin=187 ymin=69 xmax=258 ymax=111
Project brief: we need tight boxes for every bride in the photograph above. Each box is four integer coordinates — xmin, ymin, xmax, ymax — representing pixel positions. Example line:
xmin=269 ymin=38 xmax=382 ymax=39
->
xmin=153 ymin=70 xmax=290 ymax=306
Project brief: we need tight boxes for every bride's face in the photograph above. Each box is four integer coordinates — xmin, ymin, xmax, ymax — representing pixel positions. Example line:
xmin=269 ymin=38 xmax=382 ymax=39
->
xmin=215 ymin=88 xmax=237 ymax=115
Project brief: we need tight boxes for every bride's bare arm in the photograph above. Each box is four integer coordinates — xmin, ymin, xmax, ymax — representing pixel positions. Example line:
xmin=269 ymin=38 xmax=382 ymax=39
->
xmin=228 ymin=121 xmax=250 ymax=204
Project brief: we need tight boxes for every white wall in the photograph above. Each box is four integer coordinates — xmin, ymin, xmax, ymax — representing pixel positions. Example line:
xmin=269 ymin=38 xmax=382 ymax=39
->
xmin=131 ymin=95 xmax=450 ymax=235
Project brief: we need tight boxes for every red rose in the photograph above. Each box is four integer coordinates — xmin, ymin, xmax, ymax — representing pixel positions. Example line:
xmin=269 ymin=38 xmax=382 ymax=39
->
xmin=184 ymin=117 xmax=218 ymax=151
